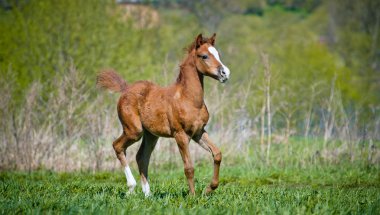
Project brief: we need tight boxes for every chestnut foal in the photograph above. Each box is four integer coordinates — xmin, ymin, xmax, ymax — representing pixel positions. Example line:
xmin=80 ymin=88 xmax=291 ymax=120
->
xmin=97 ymin=33 xmax=230 ymax=196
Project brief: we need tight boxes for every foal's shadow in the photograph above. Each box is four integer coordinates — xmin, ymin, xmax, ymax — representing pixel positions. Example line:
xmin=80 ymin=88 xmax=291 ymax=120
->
xmin=154 ymin=190 xmax=189 ymax=199
xmin=117 ymin=189 xmax=189 ymax=199
xmin=152 ymin=187 xmax=218 ymax=199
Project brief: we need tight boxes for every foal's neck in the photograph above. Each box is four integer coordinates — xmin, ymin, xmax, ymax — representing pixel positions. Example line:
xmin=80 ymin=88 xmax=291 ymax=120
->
xmin=176 ymin=51 xmax=204 ymax=107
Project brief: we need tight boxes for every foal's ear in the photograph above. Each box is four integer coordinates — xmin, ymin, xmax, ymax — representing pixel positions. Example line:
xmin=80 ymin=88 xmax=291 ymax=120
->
xmin=209 ymin=33 xmax=216 ymax=46
xmin=195 ymin=33 xmax=203 ymax=49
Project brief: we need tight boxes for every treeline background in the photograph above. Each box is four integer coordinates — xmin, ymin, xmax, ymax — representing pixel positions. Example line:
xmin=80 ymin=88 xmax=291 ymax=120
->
xmin=0 ymin=0 xmax=379 ymax=171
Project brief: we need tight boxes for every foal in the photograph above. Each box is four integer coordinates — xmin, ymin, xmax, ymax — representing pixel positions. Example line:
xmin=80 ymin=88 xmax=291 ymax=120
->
xmin=97 ymin=33 xmax=230 ymax=196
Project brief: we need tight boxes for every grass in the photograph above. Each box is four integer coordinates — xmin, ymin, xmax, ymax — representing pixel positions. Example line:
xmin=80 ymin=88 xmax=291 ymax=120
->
xmin=1 ymin=164 xmax=379 ymax=214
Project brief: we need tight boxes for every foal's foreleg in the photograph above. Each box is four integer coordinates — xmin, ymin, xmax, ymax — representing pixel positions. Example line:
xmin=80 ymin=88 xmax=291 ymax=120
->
xmin=136 ymin=131 xmax=158 ymax=197
xmin=175 ymin=132 xmax=195 ymax=195
xmin=194 ymin=132 xmax=222 ymax=194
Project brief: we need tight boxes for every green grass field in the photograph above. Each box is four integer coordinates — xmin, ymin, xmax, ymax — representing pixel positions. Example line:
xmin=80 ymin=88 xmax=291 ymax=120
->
xmin=1 ymin=164 xmax=379 ymax=214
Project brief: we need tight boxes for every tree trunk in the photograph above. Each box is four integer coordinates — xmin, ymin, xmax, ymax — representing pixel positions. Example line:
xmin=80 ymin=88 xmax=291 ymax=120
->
xmin=261 ymin=53 xmax=272 ymax=165
xmin=323 ymin=76 xmax=336 ymax=147
xmin=260 ymin=104 xmax=265 ymax=152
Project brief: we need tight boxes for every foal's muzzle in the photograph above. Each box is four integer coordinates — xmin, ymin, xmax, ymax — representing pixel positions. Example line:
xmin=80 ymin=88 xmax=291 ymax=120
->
xmin=217 ymin=66 xmax=230 ymax=83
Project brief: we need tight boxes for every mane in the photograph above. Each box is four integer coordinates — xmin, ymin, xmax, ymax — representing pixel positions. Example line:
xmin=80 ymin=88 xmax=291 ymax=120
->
xmin=185 ymin=36 xmax=211 ymax=53
xmin=177 ymin=56 xmax=194 ymax=83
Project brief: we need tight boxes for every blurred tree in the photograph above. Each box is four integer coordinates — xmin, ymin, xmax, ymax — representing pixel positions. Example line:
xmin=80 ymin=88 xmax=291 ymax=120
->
xmin=328 ymin=0 xmax=380 ymax=69
xmin=267 ymin=0 xmax=322 ymax=12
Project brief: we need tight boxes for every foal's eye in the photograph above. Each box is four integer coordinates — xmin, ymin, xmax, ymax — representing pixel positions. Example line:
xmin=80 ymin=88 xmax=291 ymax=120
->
xmin=201 ymin=55 xmax=208 ymax=60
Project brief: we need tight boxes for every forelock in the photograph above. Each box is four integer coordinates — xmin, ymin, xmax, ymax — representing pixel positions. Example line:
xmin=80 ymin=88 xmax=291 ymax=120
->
xmin=185 ymin=37 xmax=211 ymax=53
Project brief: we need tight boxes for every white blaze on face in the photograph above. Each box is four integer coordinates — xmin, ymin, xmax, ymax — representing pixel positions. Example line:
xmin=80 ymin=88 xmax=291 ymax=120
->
xmin=208 ymin=46 xmax=230 ymax=79
xmin=124 ymin=166 xmax=137 ymax=192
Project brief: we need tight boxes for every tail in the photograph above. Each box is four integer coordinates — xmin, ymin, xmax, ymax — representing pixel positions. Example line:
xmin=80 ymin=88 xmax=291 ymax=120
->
xmin=96 ymin=69 xmax=127 ymax=93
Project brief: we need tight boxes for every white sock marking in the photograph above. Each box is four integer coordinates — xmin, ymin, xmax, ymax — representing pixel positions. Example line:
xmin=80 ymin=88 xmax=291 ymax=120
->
xmin=208 ymin=46 xmax=230 ymax=78
xmin=124 ymin=166 xmax=137 ymax=192
xmin=141 ymin=179 xmax=151 ymax=197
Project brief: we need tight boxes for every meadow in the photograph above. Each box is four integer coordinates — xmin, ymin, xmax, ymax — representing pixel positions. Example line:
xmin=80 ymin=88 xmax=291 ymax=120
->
xmin=1 ymin=138 xmax=380 ymax=214
xmin=1 ymin=162 xmax=379 ymax=214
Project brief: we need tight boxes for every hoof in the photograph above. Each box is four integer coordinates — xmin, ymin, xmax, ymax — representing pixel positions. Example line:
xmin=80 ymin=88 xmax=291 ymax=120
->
xmin=188 ymin=191 xmax=196 ymax=196
xmin=127 ymin=182 xmax=137 ymax=193
xmin=204 ymin=186 xmax=214 ymax=195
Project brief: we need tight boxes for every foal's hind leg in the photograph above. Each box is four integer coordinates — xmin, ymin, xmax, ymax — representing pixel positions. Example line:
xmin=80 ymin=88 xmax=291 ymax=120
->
xmin=193 ymin=131 xmax=222 ymax=194
xmin=113 ymin=130 xmax=142 ymax=193
xmin=136 ymin=131 xmax=158 ymax=197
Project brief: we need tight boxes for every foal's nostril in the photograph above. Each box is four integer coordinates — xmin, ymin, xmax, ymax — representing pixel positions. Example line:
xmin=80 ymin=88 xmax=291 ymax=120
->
xmin=218 ymin=67 xmax=225 ymax=76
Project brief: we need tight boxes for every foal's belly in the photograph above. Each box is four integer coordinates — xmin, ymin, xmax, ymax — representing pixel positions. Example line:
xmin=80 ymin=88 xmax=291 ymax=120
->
xmin=140 ymin=103 xmax=172 ymax=137
xmin=140 ymin=102 xmax=209 ymax=138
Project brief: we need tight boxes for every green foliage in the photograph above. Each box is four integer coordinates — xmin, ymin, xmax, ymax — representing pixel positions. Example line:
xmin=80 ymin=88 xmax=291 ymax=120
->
xmin=0 ymin=0 xmax=201 ymax=94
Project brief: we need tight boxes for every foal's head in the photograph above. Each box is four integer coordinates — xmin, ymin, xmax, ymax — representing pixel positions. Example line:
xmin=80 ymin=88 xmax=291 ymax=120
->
xmin=192 ymin=33 xmax=230 ymax=83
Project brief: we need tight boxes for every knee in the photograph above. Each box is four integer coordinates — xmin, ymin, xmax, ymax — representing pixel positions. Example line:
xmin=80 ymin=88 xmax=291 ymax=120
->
xmin=214 ymin=152 xmax=222 ymax=165
xmin=184 ymin=166 xmax=194 ymax=178
xmin=112 ymin=141 xmax=123 ymax=154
